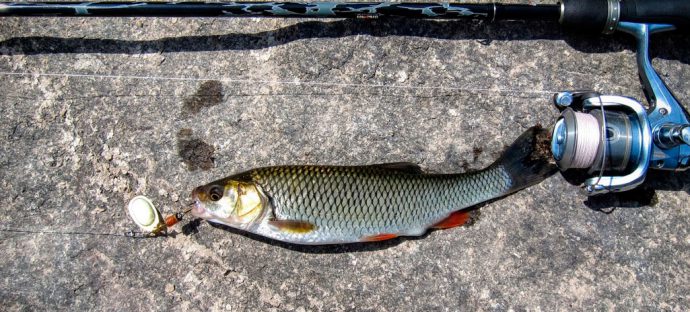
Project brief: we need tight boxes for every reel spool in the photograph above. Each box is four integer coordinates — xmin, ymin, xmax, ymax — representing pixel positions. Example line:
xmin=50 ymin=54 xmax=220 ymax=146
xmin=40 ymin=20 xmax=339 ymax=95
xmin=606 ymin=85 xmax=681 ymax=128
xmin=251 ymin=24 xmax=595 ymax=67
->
xmin=552 ymin=108 xmax=643 ymax=174
xmin=550 ymin=93 xmax=652 ymax=195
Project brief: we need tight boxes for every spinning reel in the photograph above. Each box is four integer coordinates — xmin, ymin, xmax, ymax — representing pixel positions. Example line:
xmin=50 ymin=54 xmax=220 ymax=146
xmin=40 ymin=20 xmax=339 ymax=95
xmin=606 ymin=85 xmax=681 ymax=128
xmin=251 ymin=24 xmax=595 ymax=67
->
xmin=551 ymin=22 xmax=690 ymax=195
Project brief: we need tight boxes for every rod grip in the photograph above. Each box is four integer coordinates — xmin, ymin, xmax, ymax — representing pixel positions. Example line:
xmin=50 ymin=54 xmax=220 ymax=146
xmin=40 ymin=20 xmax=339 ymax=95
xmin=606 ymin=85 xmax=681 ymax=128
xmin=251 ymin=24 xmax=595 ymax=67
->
xmin=620 ymin=0 xmax=690 ymax=30
xmin=560 ymin=0 xmax=608 ymax=33
xmin=561 ymin=0 xmax=690 ymax=33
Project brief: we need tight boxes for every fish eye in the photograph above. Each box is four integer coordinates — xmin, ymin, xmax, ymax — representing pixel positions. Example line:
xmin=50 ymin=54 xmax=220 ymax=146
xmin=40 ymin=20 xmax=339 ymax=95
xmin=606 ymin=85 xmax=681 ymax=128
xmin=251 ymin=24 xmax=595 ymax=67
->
xmin=209 ymin=186 xmax=223 ymax=201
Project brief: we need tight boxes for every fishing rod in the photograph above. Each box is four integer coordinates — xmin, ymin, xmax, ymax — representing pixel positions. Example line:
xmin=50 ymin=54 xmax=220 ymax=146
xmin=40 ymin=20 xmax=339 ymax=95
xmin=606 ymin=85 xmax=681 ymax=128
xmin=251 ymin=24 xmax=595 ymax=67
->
xmin=0 ymin=1 xmax=688 ymax=32
xmin=1 ymin=0 xmax=690 ymax=196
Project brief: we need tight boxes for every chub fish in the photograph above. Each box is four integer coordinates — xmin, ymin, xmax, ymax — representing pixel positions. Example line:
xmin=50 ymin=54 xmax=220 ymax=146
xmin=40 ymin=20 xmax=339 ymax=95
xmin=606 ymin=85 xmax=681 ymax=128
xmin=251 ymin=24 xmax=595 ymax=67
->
xmin=191 ymin=127 xmax=556 ymax=245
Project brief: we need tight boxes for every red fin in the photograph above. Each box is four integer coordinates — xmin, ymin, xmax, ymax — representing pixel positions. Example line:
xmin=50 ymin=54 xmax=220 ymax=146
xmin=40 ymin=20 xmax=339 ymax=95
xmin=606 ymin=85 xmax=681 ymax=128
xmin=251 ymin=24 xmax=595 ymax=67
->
xmin=361 ymin=233 xmax=398 ymax=242
xmin=432 ymin=211 xmax=471 ymax=229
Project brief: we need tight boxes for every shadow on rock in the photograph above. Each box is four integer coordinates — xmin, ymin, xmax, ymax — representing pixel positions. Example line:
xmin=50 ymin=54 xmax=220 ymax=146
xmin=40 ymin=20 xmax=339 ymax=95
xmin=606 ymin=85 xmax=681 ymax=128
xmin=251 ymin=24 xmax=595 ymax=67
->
xmin=560 ymin=169 xmax=690 ymax=211
xmin=1 ymin=18 xmax=688 ymax=64
xmin=182 ymin=218 xmax=203 ymax=235
xmin=205 ymin=222 xmax=423 ymax=254
xmin=191 ymin=207 xmax=482 ymax=254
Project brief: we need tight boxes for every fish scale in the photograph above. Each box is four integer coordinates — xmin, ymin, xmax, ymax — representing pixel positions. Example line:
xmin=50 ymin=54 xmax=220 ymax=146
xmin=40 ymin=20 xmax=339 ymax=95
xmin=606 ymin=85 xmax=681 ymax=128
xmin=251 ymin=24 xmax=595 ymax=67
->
xmin=247 ymin=165 xmax=511 ymax=243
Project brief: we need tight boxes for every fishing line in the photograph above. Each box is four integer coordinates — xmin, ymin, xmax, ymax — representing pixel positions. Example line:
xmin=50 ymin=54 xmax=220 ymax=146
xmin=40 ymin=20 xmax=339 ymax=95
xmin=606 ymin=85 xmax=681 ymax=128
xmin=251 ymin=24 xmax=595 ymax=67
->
xmin=0 ymin=201 xmax=195 ymax=239
xmin=0 ymin=71 xmax=558 ymax=95
xmin=569 ymin=112 xmax=600 ymax=168
xmin=593 ymin=95 xmax=608 ymax=188
xmin=0 ymin=227 xmax=141 ymax=238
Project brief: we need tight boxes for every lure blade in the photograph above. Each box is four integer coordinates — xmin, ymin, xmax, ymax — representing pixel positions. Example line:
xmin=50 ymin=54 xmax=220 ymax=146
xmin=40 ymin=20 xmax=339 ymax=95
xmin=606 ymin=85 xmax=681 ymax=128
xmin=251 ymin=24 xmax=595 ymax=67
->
xmin=127 ymin=195 xmax=166 ymax=235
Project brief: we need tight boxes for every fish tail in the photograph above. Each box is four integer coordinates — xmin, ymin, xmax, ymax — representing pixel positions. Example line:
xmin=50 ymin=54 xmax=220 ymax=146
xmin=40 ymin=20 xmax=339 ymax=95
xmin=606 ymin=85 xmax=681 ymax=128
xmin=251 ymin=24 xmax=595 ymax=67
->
xmin=491 ymin=126 xmax=558 ymax=194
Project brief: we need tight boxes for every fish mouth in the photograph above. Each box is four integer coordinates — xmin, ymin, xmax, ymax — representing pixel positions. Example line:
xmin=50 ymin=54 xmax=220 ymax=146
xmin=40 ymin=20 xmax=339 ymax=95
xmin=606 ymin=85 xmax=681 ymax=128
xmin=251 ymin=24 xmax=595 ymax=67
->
xmin=190 ymin=190 xmax=206 ymax=217
xmin=191 ymin=200 xmax=205 ymax=217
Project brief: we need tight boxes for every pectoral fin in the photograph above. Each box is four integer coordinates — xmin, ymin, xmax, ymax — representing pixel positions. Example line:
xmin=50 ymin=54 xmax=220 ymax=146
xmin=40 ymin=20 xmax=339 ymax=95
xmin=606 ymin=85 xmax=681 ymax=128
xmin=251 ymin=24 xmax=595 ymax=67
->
xmin=432 ymin=211 xmax=471 ymax=229
xmin=268 ymin=219 xmax=316 ymax=234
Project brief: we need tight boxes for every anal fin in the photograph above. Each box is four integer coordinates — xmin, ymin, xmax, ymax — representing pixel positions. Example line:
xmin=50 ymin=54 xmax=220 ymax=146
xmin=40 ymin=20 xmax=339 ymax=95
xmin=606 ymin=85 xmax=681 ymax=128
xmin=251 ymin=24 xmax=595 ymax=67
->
xmin=432 ymin=211 xmax=471 ymax=229
xmin=361 ymin=233 xmax=398 ymax=242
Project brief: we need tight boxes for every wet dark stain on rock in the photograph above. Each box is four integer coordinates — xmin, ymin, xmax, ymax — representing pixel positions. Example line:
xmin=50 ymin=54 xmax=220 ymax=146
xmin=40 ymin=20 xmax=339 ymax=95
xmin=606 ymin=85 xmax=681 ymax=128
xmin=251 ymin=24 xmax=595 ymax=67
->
xmin=533 ymin=125 xmax=555 ymax=163
xmin=182 ymin=80 xmax=224 ymax=117
xmin=177 ymin=128 xmax=215 ymax=171
xmin=472 ymin=146 xmax=483 ymax=162
xmin=461 ymin=161 xmax=470 ymax=172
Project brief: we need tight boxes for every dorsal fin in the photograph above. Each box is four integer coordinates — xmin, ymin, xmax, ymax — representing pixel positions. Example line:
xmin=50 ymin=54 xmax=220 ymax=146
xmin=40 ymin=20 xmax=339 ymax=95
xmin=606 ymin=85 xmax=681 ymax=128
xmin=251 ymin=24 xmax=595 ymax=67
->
xmin=368 ymin=162 xmax=423 ymax=174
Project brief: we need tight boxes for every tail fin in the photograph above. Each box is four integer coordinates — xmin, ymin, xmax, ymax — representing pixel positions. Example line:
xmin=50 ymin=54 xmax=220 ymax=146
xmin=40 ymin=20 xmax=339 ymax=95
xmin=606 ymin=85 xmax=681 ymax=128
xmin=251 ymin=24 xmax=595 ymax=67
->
xmin=492 ymin=126 xmax=558 ymax=193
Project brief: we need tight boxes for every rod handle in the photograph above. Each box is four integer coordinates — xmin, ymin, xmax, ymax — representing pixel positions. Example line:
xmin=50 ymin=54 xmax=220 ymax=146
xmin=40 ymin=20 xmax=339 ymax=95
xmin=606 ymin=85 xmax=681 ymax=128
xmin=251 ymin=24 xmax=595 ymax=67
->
xmin=560 ymin=0 xmax=609 ymax=33
xmin=561 ymin=0 xmax=690 ymax=33
xmin=620 ymin=0 xmax=690 ymax=30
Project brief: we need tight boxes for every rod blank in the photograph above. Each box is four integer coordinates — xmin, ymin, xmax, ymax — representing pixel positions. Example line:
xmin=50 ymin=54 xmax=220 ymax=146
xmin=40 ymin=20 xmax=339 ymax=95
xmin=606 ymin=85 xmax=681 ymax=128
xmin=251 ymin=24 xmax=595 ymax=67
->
xmin=0 ymin=2 xmax=561 ymax=20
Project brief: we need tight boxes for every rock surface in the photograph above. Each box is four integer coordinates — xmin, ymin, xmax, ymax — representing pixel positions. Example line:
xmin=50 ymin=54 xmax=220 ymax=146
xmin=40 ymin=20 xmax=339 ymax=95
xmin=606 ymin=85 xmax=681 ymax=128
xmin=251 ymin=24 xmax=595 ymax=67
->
xmin=1 ymin=0 xmax=690 ymax=310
